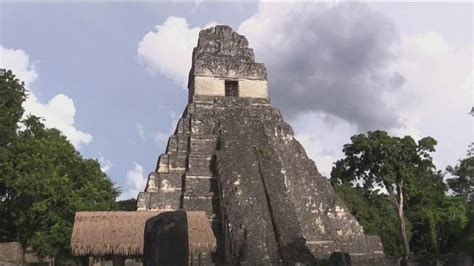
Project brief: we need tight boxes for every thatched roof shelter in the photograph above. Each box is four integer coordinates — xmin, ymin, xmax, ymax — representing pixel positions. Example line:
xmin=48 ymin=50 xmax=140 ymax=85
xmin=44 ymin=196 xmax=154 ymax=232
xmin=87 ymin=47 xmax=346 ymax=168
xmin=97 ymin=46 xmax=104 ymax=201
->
xmin=71 ymin=211 xmax=216 ymax=257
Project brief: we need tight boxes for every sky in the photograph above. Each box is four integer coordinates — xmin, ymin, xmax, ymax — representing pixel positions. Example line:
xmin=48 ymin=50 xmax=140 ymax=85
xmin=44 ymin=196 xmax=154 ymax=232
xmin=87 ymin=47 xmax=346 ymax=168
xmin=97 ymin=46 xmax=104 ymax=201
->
xmin=0 ymin=1 xmax=472 ymax=200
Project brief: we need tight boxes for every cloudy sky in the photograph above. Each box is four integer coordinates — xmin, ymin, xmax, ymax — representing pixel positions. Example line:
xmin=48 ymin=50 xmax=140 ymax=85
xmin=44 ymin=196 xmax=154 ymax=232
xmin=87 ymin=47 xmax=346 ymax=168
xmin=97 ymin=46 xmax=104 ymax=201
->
xmin=1 ymin=1 xmax=472 ymax=200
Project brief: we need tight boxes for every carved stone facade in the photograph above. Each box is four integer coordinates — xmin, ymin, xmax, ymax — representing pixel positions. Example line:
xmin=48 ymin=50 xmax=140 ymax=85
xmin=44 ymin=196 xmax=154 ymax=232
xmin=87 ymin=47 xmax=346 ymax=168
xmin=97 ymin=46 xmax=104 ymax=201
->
xmin=187 ymin=26 xmax=268 ymax=102
xmin=137 ymin=25 xmax=385 ymax=265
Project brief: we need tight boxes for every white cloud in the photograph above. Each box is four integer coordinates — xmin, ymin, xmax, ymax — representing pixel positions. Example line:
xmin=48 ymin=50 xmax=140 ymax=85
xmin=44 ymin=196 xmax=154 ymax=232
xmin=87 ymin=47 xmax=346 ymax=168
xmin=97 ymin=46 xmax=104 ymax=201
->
xmin=137 ymin=17 xmax=201 ymax=88
xmin=119 ymin=162 xmax=147 ymax=200
xmin=0 ymin=47 xmax=37 ymax=86
xmin=22 ymin=93 xmax=92 ymax=148
xmin=137 ymin=123 xmax=145 ymax=140
xmin=392 ymin=32 xmax=473 ymax=169
xmin=0 ymin=46 xmax=92 ymax=149
xmin=137 ymin=17 xmax=218 ymax=88
xmin=98 ymin=153 xmax=112 ymax=173
xmin=291 ymin=112 xmax=358 ymax=176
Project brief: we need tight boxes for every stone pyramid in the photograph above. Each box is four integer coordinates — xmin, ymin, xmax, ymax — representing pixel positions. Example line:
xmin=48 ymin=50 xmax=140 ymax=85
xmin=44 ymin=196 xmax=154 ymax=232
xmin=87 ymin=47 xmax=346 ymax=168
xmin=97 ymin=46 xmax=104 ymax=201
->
xmin=137 ymin=25 xmax=385 ymax=265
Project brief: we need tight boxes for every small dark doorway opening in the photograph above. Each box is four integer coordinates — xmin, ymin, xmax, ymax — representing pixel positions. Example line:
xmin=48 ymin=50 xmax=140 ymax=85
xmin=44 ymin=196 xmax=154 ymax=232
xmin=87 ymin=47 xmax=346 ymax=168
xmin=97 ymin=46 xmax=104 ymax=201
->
xmin=225 ymin=80 xmax=239 ymax=97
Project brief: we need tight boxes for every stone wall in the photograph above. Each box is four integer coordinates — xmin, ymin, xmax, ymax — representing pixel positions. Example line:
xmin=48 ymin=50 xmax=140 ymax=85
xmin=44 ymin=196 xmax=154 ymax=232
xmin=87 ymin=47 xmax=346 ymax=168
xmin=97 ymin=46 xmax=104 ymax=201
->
xmin=238 ymin=79 xmax=268 ymax=98
xmin=187 ymin=25 xmax=268 ymax=102
xmin=192 ymin=76 xmax=268 ymax=99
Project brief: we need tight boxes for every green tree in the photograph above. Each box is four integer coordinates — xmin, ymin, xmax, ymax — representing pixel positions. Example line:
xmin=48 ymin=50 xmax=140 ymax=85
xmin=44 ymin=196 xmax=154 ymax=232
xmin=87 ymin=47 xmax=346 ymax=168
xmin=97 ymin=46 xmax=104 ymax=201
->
xmin=332 ymin=184 xmax=404 ymax=257
xmin=407 ymin=188 xmax=468 ymax=257
xmin=446 ymin=150 xmax=474 ymax=255
xmin=0 ymin=69 xmax=27 ymax=239
xmin=0 ymin=69 xmax=26 ymax=146
xmin=117 ymin=198 xmax=137 ymax=211
xmin=0 ymin=70 xmax=119 ymax=260
xmin=446 ymin=156 xmax=474 ymax=202
xmin=331 ymin=130 xmax=437 ymax=264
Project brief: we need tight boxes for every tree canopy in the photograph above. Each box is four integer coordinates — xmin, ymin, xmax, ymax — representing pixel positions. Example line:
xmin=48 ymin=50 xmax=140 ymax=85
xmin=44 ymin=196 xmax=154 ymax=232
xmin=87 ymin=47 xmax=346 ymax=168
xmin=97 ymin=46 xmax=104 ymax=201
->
xmin=117 ymin=198 xmax=137 ymax=211
xmin=0 ymin=69 xmax=26 ymax=147
xmin=446 ymin=155 xmax=474 ymax=202
xmin=331 ymin=130 xmax=470 ymax=262
xmin=0 ymin=69 xmax=119 ymax=260
xmin=445 ymin=150 xmax=474 ymax=255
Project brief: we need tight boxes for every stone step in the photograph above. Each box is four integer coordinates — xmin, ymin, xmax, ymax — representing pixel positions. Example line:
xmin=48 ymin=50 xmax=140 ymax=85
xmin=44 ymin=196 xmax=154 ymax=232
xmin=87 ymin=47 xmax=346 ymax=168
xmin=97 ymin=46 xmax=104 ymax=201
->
xmin=155 ymin=172 xmax=184 ymax=190
xmin=306 ymin=240 xmax=336 ymax=259
xmin=166 ymin=136 xmax=178 ymax=153
xmin=184 ymin=176 xmax=217 ymax=194
xmin=187 ymin=156 xmax=213 ymax=176
xmin=189 ymin=136 xmax=217 ymax=154
xmin=137 ymin=191 xmax=183 ymax=211
xmin=155 ymin=154 xmax=169 ymax=173
xmin=168 ymin=153 xmax=188 ymax=171
xmin=183 ymin=191 xmax=215 ymax=198
xmin=190 ymin=118 xmax=218 ymax=136
xmin=176 ymin=118 xmax=191 ymax=135
xmin=136 ymin=192 xmax=150 ymax=211
xmin=334 ymin=235 xmax=384 ymax=256
xmin=176 ymin=134 xmax=190 ymax=152
xmin=182 ymin=195 xmax=218 ymax=216
xmin=148 ymin=191 xmax=182 ymax=210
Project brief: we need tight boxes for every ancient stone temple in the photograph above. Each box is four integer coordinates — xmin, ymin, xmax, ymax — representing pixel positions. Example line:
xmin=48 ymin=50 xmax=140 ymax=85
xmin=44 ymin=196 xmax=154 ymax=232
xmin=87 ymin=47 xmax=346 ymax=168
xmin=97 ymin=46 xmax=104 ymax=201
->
xmin=137 ymin=25 xmax=385 ymax=265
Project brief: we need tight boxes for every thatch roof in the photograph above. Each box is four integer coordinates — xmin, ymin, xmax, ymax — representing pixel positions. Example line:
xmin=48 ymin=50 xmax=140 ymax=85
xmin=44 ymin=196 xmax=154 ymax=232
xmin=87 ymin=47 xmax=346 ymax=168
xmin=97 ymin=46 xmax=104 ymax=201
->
xmin=71 ymin=211 xmax=216 ymax=257
xmin=0 ymin=242 xmax=23 ymax=263
xmin=185 ymin=211 xmax=217 ymax=254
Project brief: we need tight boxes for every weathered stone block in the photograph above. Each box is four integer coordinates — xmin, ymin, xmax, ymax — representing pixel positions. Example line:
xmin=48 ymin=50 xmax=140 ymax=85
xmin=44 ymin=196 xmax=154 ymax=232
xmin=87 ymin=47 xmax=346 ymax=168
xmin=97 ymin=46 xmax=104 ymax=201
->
xmin=168 ymin=154 xmax=187 ymax=171
xmin=143 ymin=211 xmax=189 ymax=266
xmin=145 ymin=172 xmax=159 ymax=192
xmin=182 ymin=195 xmax=218 ymax=216
xmin=157 ymin=172 xmax=184 ymax=191
xmin=136 ymin=192 xmax=150 ymax=211
xmin=166 ymin=137 xmax=178 ymax=153
xmin=190 ymin=118 xmax=215 ymax=136
xmin=307 ymin=240 xmax=337 ymax=258
xmin=238 ymin=79 xmax=268 ymax=99
xmin=184 ymin=176 xmax=217 ymax=195
xmin=156 ymin=154 xmax=169 ymax=173
xmin=189 ymin=137 xmax=217 ymax=154
xmin=187 ymin=155 xmax=212 ymax=176
xmin=149 ymin=192 xmax=181 ymax=210
xmin=176 ymin=136 xmax=190 ymax=155
xmin=177 ymin=118 xmax=191 ymax=135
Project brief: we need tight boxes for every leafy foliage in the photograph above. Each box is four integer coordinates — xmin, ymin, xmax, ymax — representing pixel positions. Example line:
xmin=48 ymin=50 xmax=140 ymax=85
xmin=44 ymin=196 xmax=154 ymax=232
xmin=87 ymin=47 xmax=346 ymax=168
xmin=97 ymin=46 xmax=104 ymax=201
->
xmin=333 ymin=184 xmax=404 ymax=257
xmin=0 ymin=69 xmax=26 ymax=146
xmin=331 ymin=130 xmax=469 ymax=259
xmin=446 ymin=151 xmax=474 ymax=254
xmin=408 ymin=195 xmax=468 ymax=256
xmin=0 ymin=70 xmax=118 ymax=259
xmin=117 ymin=198 xmax=137 ymax=211
xmin=446 ymin=156 xmax=474 ymax=202
xmin=331 ymin=131 xmax=437 ymax=193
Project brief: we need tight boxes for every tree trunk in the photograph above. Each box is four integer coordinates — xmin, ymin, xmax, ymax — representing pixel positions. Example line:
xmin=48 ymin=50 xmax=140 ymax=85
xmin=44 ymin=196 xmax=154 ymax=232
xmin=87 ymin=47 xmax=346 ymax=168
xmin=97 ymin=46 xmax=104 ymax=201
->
xmin=397 ymin=181 xmax=410 ymax=266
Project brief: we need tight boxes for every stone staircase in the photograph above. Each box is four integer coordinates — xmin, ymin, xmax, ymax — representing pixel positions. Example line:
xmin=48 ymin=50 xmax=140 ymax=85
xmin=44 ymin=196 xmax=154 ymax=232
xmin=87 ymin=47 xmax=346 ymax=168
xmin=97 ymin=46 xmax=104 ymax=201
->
xmin=137 ymin=101 xmax=221 ymax=224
